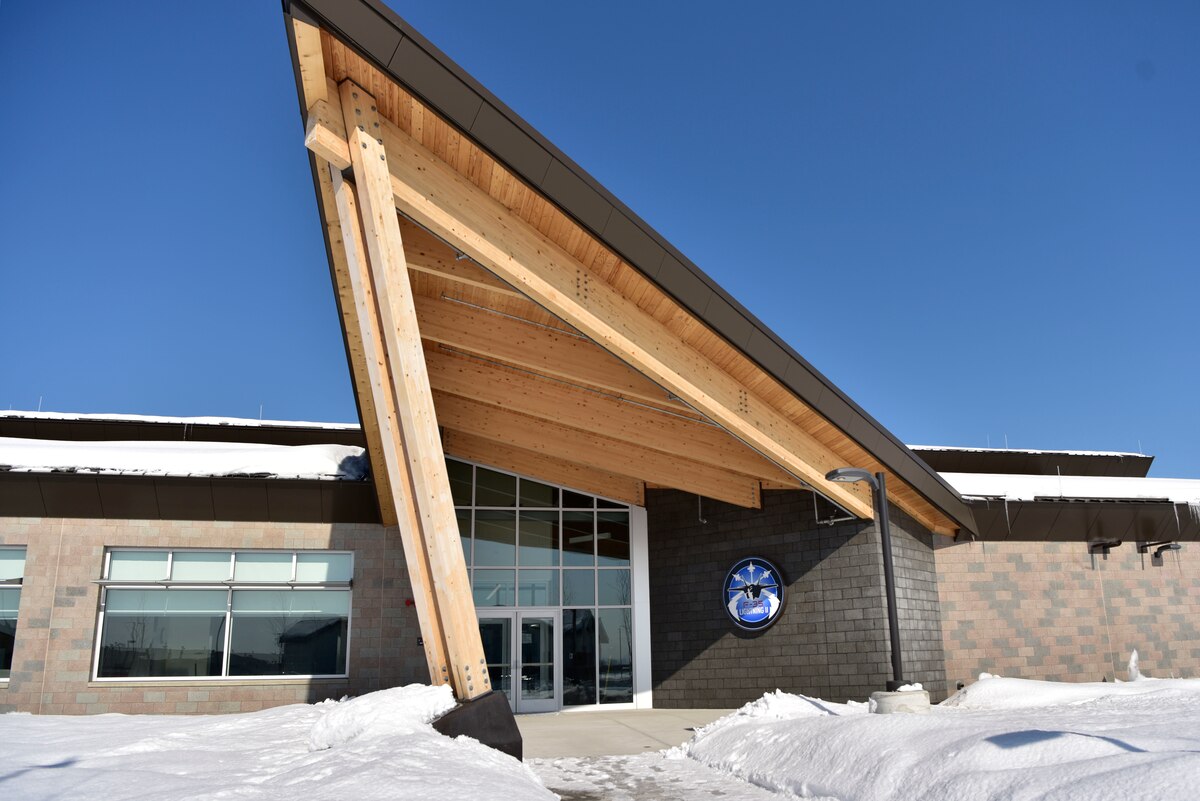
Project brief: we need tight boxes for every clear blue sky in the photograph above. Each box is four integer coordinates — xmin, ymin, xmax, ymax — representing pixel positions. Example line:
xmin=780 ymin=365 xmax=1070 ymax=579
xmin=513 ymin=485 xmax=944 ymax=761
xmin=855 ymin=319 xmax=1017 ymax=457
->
xmin=2 ymin=2 xmax=1197 ymax=476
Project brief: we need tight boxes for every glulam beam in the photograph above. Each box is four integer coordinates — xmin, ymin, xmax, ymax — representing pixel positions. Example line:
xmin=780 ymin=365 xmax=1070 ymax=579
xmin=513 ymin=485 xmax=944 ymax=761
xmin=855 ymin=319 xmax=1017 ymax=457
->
xmin=433 ymin=392 xmax=763 ymax=508
xmin=413 ymin=294 xmax=691 ymax=414
xmin=335 ymin=81 xmax=488 ymax=701
xmin=426 ymin=347 xmax=801 ymax=487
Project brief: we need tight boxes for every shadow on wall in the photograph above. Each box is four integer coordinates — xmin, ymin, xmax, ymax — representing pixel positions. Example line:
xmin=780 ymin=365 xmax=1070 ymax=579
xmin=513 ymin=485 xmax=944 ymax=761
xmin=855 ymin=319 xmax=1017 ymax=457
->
xmin=645 ymin=488 xmax=947 ymax=709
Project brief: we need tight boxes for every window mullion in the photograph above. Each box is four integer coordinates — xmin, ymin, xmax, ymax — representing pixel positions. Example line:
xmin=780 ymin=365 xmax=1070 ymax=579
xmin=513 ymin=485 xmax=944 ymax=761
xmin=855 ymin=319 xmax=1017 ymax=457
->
xmin=222 ymin=589 xmax=234 ymax=677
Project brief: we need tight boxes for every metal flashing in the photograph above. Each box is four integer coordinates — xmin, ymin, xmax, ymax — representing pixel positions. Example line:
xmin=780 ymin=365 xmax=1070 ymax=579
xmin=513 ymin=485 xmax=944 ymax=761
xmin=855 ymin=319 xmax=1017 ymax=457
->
xmin=389 ymin=37 xmax=483 ymax=132
xmin=470 ymin=104 xmax=553 ymax=185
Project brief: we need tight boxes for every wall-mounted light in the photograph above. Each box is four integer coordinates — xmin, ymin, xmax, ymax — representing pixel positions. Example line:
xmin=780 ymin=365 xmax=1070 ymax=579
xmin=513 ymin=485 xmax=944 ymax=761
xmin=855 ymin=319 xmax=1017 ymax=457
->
xmin=1138 ymin=541 xmax=1182 ymax=561
xmin=1088 ymin=539 xmax=1122 ymax=556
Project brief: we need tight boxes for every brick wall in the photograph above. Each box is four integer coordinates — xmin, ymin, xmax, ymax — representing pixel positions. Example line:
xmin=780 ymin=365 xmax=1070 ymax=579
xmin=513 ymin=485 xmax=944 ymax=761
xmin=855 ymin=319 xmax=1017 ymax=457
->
xmin=0 ymin=517 xmax=426 ymax=714
xmin=646 ymin=488 xmax=947 ymax=707
xmin=936 ymin=539 xmax=1200 ymax=692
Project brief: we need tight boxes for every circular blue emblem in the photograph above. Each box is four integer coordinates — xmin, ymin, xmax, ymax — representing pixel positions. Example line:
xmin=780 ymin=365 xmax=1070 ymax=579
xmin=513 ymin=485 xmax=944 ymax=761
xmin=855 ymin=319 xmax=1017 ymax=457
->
xmin=723 ymin=557 xmax=785 ymax=631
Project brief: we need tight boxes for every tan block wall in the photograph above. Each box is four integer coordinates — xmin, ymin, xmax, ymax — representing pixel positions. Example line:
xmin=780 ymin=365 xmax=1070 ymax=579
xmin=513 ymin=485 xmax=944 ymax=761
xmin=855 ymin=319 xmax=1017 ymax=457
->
xmin=0 ymin=517 xmax=426 ymax=714
xmin=936 ymin=538 xmax=1200 ymax=693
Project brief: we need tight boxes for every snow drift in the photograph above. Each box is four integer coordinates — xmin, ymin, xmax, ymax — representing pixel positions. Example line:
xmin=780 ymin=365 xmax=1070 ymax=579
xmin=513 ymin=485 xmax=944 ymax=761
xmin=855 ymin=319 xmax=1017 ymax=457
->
xmin=684 ymin=676 xmax=1200 ymax=800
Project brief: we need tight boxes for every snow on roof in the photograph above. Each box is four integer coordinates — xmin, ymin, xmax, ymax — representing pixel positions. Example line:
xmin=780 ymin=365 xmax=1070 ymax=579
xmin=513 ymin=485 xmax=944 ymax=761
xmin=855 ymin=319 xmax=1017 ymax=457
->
xmin=942 ymin=471 xmax=1200 ymax=504
xmin=0 ymin=437 xmax=368 ymax=481
xmin=910 ymin=444 xmax=1147 ymax=458
xmin=0 ymin=410 xmax=361 ymax=431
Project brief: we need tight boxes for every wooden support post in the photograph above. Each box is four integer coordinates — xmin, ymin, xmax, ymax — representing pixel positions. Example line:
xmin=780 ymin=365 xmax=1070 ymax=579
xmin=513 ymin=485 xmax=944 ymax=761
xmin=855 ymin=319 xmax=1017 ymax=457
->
xmin=338 ymin=80 xmax=488 ymax=700
xmin=329 ymin=166 xmax=450 ymax=687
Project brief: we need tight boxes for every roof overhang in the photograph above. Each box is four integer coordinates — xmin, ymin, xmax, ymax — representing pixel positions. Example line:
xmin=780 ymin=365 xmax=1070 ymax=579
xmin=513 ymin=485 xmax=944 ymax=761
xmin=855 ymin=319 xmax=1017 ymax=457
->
xmin=966 ymin=498 xmax=1200 ymax=543
xmin=280 ymin=0 xmax=977 ymax=535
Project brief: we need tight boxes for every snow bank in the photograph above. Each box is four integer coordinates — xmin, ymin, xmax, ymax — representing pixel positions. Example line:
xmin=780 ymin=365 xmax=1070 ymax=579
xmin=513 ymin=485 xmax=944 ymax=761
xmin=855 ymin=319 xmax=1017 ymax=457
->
xmin=0 ymin=409 xmax=361 ymax=430
xmin=0 ymin=686 xmax=552 ymax=801
xmin=942 ymin=471 xmax=1200 ymax=504
xmin=309 ymin=684 xmax=455 ymax=750
xmin=0 ymin=437 xmax=368 ymax=480
xmin=685 ymin=679 xmax=1200 ymax=800
xmin=943 ymin=673 xmax=1200 ymax=710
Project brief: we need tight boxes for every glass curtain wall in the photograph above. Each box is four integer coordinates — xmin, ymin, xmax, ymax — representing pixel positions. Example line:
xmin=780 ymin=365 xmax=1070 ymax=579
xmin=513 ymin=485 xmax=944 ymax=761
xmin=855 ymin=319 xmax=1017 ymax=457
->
xmin=449 ymin=458 xmax=634 ymax=705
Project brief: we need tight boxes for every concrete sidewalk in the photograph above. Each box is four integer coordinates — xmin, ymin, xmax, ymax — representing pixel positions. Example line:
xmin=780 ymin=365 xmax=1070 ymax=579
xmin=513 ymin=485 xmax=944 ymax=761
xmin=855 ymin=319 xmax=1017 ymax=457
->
xmin=516 ymin=708 xmax=732 ymax=758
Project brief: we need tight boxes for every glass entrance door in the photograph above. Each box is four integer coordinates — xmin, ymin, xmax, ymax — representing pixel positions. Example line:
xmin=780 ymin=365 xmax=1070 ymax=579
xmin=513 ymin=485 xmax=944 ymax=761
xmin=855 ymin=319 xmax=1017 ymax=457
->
xmin=478 ymin=614 xmax=512 ymax=702
xmin=478 ymin=610 xmax=560 ymax=713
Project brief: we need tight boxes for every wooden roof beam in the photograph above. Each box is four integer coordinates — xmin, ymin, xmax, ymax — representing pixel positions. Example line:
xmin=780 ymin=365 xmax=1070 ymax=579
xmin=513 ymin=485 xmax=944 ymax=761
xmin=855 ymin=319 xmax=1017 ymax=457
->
xmin=443 ymin=431 xmax=645 ymax=506
xmin=337 ymin=81 xmax=486 ymax=700
xmin=434 ymin=393 xmax=763 ymax=509
xmin=400 ymin=218 xmax=527 ymax=300
xmin=413 ymin=293 xmax=692 ymax=414
xmin=426 ymin=346 xmax=801 ymax=487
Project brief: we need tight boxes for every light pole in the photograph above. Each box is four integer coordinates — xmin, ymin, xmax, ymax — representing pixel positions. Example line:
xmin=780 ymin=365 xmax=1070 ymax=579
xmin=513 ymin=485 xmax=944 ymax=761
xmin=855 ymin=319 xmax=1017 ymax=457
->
xmin=825 ymin=467 xmax=906 ymax=692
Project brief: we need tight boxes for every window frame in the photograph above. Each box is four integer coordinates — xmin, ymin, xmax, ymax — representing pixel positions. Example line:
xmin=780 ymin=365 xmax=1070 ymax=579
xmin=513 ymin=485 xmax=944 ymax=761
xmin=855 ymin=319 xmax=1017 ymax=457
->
xmin=0 ymin=545 xmax=27 ymax=683
xmin=91 ymin=548 xmax=354 ymax=683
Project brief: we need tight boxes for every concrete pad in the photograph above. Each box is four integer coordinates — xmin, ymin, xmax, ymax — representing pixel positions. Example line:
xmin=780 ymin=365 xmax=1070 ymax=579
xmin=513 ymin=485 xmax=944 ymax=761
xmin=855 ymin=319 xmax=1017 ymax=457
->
xmin=516 ymin=708 xmax=733 ymax=758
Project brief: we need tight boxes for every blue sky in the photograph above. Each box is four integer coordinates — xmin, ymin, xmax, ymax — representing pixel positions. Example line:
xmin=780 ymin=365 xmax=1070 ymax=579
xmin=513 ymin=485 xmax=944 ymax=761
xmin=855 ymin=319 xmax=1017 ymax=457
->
xmin=1 ymin=2 xmax=1197 ymax=476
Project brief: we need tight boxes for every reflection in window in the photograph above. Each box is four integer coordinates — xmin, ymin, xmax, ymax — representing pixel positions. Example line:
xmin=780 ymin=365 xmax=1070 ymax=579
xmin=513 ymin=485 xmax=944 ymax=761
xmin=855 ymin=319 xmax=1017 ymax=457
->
xmin=475 ymin=467 xmax=517 ymax=507
xmin=562 ymin=570 xmax=595 ymax=606
xmin=474 ymin=511 xmax=516 ymax=566
xmin=519 ymin=478 xmax=558 ymax=508
xmin=98 ymin=589 xmax=227 ymax=678
xmin=563 ymin=609 xmax=596 ymax=706
xmin=95 ymin=550 xmax=353 ymax=680
xmin=472 ymin=569 xmax=515 ymax=607
xmin=518 ymin=569 xmax=559 ymax=606
xmin=518 ymin=512 xmax=559 ymax=566
xmin=599 ymin=608 xmax=633 ymax=703
xmin=562 ymin=512 xmax=595 ymax=567
xmin=597 ymin=512 xmax=630 ymax=566
xmin=229 ymin=590 xmax=349 ymax=676
xmin=598 ymin=569 xmax=631 ymax=606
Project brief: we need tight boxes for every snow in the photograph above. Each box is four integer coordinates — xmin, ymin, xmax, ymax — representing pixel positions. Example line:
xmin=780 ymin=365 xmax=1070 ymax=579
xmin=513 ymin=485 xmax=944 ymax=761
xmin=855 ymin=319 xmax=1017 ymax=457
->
xmin=7 ymin=677 xmax=1200 ymax=800
xmin=0 ymin=409 xmax=361 ymax=430
xmin=0 ymin=436 xmax=368 ymax=481
xmin=682 ymin=675 xmax=1200 ymax=801
xmin=0 ymin=685 xmax=554 ymax=801
xmin=910 ymin=444 xmax=1147 ymax=457
xmin=942 ymin=471 xmax=1200 ymax=504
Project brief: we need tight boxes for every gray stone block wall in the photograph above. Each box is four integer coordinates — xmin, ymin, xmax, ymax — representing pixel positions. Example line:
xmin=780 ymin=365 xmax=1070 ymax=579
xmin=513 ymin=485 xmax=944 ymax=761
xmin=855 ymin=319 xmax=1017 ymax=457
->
xmin=646 ymin=488 xmax=947 ymax=708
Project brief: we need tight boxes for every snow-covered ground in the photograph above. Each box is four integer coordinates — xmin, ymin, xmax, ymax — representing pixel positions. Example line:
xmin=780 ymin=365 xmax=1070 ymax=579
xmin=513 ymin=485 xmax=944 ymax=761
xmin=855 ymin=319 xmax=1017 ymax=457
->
xmin=680 ymin=674 xmax=1200 ymax=801
xmin=4 ymin=674 xmax=1199 ymax=800
xmin=0 ymin=685 xmax=552 ymax=800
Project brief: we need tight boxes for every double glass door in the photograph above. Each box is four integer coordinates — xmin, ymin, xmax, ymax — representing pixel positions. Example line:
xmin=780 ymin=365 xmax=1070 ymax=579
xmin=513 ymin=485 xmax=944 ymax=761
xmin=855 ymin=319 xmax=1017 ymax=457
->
xmin=478 ymin=610 xmax=559 ymax=713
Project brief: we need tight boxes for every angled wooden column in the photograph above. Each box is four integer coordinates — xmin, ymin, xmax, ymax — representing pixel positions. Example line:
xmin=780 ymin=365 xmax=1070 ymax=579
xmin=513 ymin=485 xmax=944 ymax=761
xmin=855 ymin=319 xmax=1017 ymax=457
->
xmin=336 ymin=80 xmax=488 ymax=700
xmin=329 ymin=166 xmax=450 ymax=687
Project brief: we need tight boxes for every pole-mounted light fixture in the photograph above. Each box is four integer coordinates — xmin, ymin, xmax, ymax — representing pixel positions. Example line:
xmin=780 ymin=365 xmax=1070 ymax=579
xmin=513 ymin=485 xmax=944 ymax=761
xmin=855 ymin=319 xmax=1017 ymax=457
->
xmin=825 ymin=467 xmax=906 ymax=692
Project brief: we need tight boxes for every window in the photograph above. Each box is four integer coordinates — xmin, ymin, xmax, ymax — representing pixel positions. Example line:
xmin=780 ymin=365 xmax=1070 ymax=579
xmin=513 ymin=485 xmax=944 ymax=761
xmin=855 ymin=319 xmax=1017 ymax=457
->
xmin=451 ymin=457 xmax=634 ymax=705
xmin=0 ymin=547 xmax=26 ymax=681
xmin=94 ymin=550 xmax=351 ymax=680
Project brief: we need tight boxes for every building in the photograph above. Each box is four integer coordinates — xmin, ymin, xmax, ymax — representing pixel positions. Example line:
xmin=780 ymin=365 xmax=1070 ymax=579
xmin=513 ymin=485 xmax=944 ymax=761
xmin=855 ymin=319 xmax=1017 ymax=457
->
xmin=3 ymin=411 xmax=1197 ymax=715
xmin=3 ymin=1 xmax=1198 ymax=716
